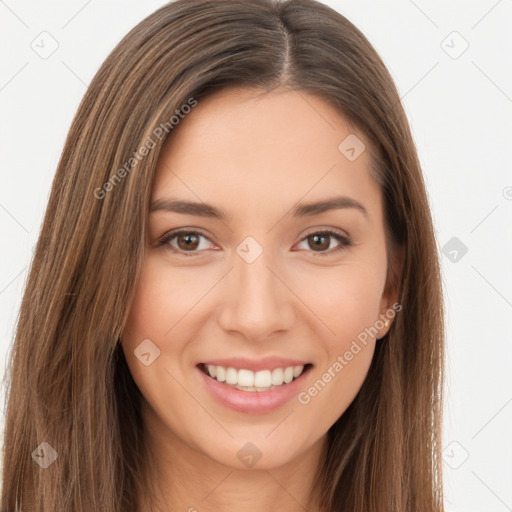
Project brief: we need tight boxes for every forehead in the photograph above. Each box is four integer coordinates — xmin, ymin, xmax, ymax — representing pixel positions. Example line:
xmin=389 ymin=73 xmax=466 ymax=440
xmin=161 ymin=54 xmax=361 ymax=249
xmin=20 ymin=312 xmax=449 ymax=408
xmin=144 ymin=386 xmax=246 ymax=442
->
xmin=151 ymin=87 xmax=381 ymax=219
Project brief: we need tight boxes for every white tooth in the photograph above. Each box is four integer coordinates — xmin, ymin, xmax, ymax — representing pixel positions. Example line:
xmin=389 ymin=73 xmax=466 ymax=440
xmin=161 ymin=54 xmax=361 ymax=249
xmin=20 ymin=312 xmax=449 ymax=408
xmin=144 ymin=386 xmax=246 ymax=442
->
xmin=234 ymin=384 xmax=256 ymax=391
xmin=254 ymin=369 xmax=272 ymax=387
xmin=212 ymin=364 xmax=302 ymax=388
xmin=283 ymin=366 xmax=294 ymax=384
xmin=238 ymin=369 xmax=254 ymax=387
xmin=225 ymin=367 xmax=238 ymax=385
xmin=293 ymin=365 xmax=304 ymax=378
xmin=216 ymin=366 xmax=226 ymax=382
xmin=271 ymin=368 xmax=284 ymax=386
xmin=230 ymin=381 xmax=282 ymax=392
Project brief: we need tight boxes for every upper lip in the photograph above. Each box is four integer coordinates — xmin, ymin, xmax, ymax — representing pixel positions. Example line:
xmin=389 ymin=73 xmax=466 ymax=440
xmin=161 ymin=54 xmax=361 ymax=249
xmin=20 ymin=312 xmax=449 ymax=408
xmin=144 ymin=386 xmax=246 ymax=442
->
xmin=199 ymin=357 xmax=312 ymax=372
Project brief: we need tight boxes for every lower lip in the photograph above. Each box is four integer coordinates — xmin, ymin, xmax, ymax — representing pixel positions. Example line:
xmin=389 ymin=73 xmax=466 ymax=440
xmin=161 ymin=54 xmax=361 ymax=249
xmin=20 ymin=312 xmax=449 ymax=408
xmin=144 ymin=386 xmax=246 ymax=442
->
xmin=197 ymin=365 xmax=312 ymax=414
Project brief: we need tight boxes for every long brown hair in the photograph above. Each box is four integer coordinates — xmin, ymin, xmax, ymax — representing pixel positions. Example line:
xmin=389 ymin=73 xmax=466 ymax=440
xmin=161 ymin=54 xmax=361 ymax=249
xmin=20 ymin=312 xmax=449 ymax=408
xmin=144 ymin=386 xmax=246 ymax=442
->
xmin=1 ymin=0 xmax=444 ymax=510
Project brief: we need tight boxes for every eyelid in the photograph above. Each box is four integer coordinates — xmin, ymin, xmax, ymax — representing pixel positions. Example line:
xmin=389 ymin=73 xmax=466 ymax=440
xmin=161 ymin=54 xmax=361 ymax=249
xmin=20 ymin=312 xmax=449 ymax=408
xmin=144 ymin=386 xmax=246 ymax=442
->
xmin=300 ymin=226 xmax=350 ymax=241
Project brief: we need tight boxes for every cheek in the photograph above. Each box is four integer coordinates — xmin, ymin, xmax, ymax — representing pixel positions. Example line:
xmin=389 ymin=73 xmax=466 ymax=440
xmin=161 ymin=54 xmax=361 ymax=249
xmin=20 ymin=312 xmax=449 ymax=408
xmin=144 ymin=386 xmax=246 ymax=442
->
xmin=298 ymin=341 xmax=375 ymax=439
xmin=296 ymin=263 xmax=382 ymax=427
xmin=120 ymin=259 xmax=186 ymax=392
xmin=296 ymin=258 xmax=386 ymax=344
xmin=123 ymin=255 xmax=199 ymax=343
xmin=120 ymin=259 xmax=196 ymax=425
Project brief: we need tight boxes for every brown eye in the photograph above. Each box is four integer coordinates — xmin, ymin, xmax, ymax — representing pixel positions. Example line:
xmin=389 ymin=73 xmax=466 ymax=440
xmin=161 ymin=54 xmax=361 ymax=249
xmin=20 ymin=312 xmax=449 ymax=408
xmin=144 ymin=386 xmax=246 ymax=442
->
xmin=159 ymin=230 xmax=214 ymax=257
xmin=176 ymin=232 xmax=200 ymax=251
xmin=296 ymin=229 xmax=352 ymax=256
xmin=307 ymin=233 xmax=331 ymax=251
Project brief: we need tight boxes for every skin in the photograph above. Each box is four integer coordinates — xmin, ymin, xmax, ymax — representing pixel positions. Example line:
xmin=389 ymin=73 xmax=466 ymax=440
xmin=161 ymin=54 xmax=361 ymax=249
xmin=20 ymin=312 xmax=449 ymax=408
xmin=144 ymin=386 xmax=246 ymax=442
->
xmin=121 ymin=86 xmax=398 ymax=512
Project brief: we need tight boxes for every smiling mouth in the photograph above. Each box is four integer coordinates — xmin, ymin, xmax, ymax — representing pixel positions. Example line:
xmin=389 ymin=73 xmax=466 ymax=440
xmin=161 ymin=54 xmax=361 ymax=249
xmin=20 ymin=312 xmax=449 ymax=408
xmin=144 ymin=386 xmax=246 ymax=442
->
xmin=197 ymin=362 xmax=314 ymax=392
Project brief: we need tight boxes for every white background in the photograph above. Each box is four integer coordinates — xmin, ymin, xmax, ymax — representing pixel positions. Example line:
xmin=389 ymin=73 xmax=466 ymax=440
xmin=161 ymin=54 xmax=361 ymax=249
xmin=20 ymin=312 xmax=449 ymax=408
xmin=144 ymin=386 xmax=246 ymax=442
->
xmin=1 ymin=1 xmax=511 ymax=510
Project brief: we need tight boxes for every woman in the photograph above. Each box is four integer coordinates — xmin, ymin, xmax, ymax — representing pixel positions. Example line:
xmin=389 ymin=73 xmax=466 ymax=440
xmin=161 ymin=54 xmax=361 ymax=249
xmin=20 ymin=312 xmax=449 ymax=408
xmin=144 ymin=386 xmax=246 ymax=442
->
xmin=1 ymin=0 xmax=445 ymax=510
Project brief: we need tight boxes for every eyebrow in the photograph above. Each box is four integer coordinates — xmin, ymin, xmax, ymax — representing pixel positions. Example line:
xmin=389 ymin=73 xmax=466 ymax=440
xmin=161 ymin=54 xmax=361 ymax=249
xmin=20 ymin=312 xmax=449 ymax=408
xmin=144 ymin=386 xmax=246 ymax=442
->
xmin=150 ymin=195 xmax=368 ymax=220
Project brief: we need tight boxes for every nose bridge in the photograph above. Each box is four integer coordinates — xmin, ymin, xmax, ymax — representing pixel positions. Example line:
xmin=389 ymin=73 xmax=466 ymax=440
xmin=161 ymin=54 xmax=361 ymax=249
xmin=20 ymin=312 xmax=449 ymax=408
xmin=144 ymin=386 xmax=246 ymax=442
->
xmin=218 ymin=238 xmax=294 ymax=339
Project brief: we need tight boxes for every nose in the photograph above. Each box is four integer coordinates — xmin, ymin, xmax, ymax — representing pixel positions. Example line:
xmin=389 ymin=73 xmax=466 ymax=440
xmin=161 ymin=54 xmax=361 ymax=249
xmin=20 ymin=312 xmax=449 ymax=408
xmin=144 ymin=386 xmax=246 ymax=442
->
xmin=217 ymin=247 xmax=296 ymax=342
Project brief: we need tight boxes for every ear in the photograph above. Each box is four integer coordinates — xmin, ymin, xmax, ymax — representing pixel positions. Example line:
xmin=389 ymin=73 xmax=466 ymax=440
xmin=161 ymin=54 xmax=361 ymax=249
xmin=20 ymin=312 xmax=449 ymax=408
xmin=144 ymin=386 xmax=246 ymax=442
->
xmin=376 ymin=243 xmax=405 ymax=339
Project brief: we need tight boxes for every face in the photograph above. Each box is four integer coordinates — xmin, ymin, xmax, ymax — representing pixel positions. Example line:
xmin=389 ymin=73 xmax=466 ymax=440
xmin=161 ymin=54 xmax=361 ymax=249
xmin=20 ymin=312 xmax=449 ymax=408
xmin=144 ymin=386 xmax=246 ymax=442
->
xmin=121 ymin=86 xmax=397 ymax=472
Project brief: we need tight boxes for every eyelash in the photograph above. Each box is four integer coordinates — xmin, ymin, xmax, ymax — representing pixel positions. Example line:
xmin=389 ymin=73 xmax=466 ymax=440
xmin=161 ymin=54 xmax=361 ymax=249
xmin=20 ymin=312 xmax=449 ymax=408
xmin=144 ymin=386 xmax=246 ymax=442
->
xmin=157 ymin=228 xmax=352 ymax=257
